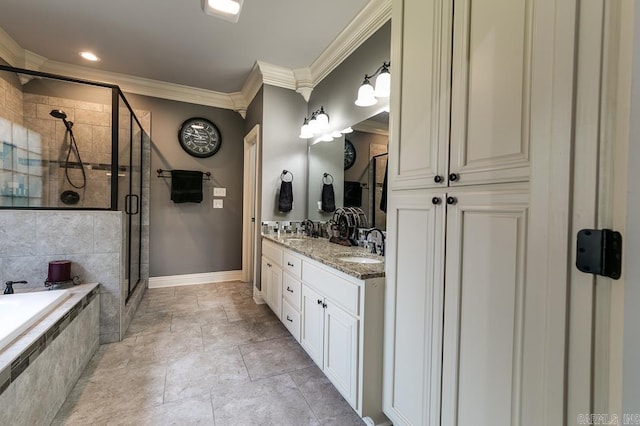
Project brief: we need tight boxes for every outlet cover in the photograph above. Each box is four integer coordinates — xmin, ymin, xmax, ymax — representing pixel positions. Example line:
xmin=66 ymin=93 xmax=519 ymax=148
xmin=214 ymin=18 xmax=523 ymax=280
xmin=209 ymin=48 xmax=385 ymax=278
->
xmin=213 ymin=187 xmax=226 ymax=197
xmin=213 ymin=199 xmax=224 ymax=209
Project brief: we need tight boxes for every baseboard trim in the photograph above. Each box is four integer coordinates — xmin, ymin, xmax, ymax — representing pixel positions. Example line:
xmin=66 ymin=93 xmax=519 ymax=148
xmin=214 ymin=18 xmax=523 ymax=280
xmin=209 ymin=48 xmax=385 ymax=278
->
xmin=148 ymin=270 xmax=242 ymax=288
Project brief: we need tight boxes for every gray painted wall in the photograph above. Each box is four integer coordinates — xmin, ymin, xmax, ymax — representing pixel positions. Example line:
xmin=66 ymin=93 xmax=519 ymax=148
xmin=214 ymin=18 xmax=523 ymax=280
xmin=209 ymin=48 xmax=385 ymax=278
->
xmin=261 ymin=85 xmax=308 ymax=221
xmin=623 ymin=5 xmax=640 ymax=414
xmin=307 ymin=137 xmax=344 ymax=221
xmin=308 ymin=21 xmax=391 ymax=138
xmin=126 ymin=94 xmax=245 ymax=277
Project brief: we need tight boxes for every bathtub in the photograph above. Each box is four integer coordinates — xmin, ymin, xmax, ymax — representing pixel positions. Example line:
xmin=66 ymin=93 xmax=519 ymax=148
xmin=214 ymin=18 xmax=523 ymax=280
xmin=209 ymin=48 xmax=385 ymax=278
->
xmin=0 ymin=289 xmax=70 ymax=351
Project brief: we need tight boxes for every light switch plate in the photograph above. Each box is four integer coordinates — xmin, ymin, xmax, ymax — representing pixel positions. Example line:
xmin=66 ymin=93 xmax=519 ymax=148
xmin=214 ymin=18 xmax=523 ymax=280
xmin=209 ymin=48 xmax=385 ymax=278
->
xmin=213 ymin=199 xmax=224 ymax=209
xmin=213 ymin=187 xmax=226 ymax=197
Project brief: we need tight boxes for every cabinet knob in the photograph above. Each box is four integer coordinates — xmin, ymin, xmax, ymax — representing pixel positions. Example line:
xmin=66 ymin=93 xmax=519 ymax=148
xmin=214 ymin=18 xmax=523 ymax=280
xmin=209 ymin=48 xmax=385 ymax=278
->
xmin=434 ymin=175 xmax=443 ymax=183
xmin=322 ymin=302 xmax=328 ymax=308
xmin=267 ymin=263 xmax=272 ymax=268
xmin=449 ymin=173 xmax=459 ymax=182
xmin=446 ymin=196 xmax=457 ymax=205
xmin=317 ymin=299 xmax=323 ymax=305
xmin=286 ymin=286 xmax=294 ymax=293
xmin=432 ymin=197 xmax=441 ymax=205
xmin=287 ymin=262 xmax=294 ymax=267
xmin=286 ymin=315 xmax=293 ymax=322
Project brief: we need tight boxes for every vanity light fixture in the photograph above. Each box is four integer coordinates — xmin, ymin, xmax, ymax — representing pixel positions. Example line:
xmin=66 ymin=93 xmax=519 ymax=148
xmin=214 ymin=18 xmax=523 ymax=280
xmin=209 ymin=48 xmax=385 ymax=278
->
xmin=203 ymin=0 xmax=244 ymax=23
xmin=341 ymin=127 xmax=354 ymax=134
xmin=299 ymin=106 xmax=331 ymax=139
xmin=355 ymin=61 xmax=391 ymax=107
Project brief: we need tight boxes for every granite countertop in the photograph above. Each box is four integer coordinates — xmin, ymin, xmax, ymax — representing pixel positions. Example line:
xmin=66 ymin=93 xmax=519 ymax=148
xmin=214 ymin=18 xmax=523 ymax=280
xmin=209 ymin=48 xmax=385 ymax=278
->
xmin=262 ymin=234 xmax=385 ymax=280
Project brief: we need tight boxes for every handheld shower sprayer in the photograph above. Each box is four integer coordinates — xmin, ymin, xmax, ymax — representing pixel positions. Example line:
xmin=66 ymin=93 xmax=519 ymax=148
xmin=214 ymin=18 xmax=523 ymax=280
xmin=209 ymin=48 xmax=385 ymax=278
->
xmin=50 ymin=109 xmax=86 ymax=202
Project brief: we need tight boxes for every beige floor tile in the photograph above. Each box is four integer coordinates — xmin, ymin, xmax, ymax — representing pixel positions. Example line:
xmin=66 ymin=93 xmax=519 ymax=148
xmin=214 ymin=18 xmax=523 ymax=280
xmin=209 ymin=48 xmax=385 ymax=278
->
xmin=223 ymin=299 xmax=272 ymax=322
xmin=202 ymin=315 xmax=288 ymax=351
xmin=129 ymin=328 xmax=204 ymax=366
xmin=289 ymin=366 xmax=365 ymax=425
xmin=108 ymin=396 xmax=215 ymax=426
xmin=211 ymin=374 xmax=319 ymax=426
xmin=240 ymin=336 xmax=314 ymax=380
xmin=146 ymin=294 xmax=198 ymax=314
xmin=171 ymin=305 xmax=227 ymax=331
xmin=164 ymin=346 xmax=250 ymax=403
xmin=125 ymin=310 xmax=172 ymax=337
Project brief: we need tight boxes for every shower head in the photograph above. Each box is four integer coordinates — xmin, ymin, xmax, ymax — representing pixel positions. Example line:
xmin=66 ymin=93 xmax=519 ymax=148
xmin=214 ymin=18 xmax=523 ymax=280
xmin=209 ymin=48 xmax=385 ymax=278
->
xmin=50 ymin=109 xmax=73 ymax=130
xmin=49 ymin=109 xmax=67 ymax=120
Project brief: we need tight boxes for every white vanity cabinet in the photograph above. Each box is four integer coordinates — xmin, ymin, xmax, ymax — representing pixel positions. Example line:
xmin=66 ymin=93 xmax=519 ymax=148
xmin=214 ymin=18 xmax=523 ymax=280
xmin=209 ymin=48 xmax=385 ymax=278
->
xmin=261 ymin=240 xmax=283 ymax=320
xmin=261 ymin=237 xmax=386 ymax=425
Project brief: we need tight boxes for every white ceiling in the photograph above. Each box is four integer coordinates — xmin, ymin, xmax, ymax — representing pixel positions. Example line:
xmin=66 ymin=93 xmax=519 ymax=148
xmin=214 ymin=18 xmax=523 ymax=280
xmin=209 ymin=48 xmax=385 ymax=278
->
xmin=0 ymin=0 xmax=371 ymax=93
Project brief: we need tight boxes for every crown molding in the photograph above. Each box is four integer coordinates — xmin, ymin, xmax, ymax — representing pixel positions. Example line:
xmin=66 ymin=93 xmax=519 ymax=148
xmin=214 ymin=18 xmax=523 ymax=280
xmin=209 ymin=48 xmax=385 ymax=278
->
xmin=309 ymin=0 xmax=391 ymax=85
xmin=353 ymin=119 xmax=389 ymax=136
xmin=0 ymin=26 xmax=24 ymax=67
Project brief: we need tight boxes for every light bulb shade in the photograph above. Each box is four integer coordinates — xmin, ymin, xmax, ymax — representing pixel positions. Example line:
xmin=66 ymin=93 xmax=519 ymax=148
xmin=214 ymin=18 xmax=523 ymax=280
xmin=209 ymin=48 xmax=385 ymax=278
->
xmin=204 ymin=0 xmax=243 ymax=22
xmin=374 ymin=69 xmax=391 ymax=98
xmin=308 ymin=115 xmax=318 ymax=133
xmin=355 ymin=81 xmax=378 ymax=107
xmin=315 ymin=107 xmax=329 ymax=131
xmin=331 ymin=131 xmax=343 ymax=138
xmin=299 ymin=122 xmax=313 ymax=139
xmin=341 ymin=127 xmax=354 ymax=134
xmin=320 ymin=134 xmax=334 ymax=142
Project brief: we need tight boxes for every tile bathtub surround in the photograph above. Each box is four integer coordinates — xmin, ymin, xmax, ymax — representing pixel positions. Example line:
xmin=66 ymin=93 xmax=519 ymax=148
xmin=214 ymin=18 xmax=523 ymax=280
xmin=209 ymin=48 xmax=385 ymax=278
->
xmin=53 ymin=281 xmax=365 ymax=426
xmin=0 ymin=284 xmax=100 ymax=426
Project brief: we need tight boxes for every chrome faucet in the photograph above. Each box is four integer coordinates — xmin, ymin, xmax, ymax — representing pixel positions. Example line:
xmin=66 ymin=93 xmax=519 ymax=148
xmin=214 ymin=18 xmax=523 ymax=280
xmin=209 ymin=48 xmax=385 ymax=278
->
xmin=366 ymin=228 xmax=386 ymax=256
xmin=4 ymin=280 xmax=27 ymax=294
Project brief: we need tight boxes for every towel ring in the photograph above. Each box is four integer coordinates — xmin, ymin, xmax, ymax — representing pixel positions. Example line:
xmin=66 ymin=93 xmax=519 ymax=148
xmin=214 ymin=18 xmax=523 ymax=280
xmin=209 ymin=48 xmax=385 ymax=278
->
xmin=281 ymin=170 xmax=293 ymax=182
xmin=323 ymin=173 xmax=334 ymax=185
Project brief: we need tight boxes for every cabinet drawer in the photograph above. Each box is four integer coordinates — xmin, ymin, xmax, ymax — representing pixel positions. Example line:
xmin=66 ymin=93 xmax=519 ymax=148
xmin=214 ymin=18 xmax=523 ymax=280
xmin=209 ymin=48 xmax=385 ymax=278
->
xmin=262 ymin=240 xmax=283 ymax=267
xmin=282 ymin=299 xmax=301 ymax=342
xmin=283 ymin=252 xmax=302 ymax=279
xmin=282 ymin=273 xmax=301 ymax=311
xmin=302 ymin=262 xmax=360 ymax=316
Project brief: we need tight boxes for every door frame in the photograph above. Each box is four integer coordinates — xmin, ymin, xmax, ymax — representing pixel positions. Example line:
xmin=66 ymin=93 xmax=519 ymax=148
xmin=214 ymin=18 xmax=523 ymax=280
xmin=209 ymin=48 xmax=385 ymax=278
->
xmin=242 ymin=124 xmax=261 ymax=294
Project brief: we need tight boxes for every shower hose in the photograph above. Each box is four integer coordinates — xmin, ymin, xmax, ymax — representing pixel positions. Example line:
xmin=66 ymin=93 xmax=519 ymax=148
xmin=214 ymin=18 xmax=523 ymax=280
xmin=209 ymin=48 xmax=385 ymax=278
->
xmin=64 ymin=127 xmax=87 ymax=189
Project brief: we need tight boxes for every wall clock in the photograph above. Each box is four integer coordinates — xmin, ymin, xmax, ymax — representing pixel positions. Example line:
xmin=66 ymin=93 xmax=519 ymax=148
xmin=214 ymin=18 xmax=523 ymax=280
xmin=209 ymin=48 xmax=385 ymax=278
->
xmin=344 ymin=139 xmax=356 ymax=170
xmin=178 ymin=117 xmax=222 ymax=158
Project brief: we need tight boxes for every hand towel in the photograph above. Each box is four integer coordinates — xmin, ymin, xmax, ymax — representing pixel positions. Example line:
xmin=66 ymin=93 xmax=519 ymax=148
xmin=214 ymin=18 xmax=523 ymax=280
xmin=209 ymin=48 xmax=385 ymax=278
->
xmin=321 ymin=183 xmax=336 ymax=212
xmin=278 ymin=180 xmax=293 ymax=212
xmin=380 ymin=163 xmax=388 ymax=213
xmin=170 ymin=170 xmax=203 ymax=203
xmin=344 ymin=181 xmax=362 ymax=207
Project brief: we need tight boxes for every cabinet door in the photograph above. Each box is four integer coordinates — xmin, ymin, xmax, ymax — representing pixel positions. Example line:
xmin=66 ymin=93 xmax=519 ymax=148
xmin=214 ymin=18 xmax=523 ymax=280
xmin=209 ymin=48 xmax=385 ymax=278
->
xmin=383 ymin=189 xmax=446 ymax=426
xmin=449 ymin=0 xmax=532 ymax=185
xmin=389 ymin=0 xmax=451 ymax=191
xmin=260 ymin=256 xmax=271 ymax=306
xmin=441 ymin=186 xmax=529 ymax=426
xmin=301 ymin=285 xmax=325 ymax=368
xmin=267 ymin=264 xmax=282 ymax=319
xmin=323 ymin=301 xmax=359 ymax=409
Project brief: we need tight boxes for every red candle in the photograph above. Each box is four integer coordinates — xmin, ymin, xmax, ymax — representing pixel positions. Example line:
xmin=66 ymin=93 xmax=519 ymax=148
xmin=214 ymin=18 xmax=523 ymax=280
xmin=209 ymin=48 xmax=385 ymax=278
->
xmin=48 ymin=260 xmax=71 ymax=283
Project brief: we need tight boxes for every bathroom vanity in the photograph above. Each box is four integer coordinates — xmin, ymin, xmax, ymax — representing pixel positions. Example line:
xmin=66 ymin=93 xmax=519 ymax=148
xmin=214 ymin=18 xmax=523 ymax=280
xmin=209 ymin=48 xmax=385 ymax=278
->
xmin=261 ymin=234 xmax=387 ymax=426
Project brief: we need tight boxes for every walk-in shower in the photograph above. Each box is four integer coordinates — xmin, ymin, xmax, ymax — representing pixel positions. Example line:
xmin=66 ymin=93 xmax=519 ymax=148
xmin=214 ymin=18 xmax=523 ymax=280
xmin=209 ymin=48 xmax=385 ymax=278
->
xmin=0 ymin=64 xmax=148 ymax=300
xmin=49 ymin=109 xmax=86 ymax=205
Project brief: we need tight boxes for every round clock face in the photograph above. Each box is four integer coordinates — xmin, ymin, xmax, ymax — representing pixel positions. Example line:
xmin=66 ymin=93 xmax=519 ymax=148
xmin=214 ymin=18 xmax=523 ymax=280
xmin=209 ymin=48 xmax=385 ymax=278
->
xmin=178 ymin=117 xmax=222 ymax=158
xmin=344 ymin=139 xmax=356 ymax=170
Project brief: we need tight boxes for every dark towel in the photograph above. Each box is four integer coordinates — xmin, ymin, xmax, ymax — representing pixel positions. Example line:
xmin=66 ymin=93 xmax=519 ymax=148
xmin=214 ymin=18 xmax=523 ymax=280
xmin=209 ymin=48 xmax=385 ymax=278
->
xmin=321 ymin=183 xmax=336 ymax=212
xmin=344 ymin=181 xmax=362 ymax=207
xmin=278 ymin=180 xmax=293 ymax=212
xmin=380 ymin=163 xmax=388 ymax=213
xmin=170 ymin=170 xmax=203 ymax=203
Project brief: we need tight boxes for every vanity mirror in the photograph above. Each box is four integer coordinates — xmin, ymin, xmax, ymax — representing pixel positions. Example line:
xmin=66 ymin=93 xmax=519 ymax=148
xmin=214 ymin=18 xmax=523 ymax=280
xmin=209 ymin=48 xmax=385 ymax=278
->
xmin=307 ymin=111 xmax=389 ymax=230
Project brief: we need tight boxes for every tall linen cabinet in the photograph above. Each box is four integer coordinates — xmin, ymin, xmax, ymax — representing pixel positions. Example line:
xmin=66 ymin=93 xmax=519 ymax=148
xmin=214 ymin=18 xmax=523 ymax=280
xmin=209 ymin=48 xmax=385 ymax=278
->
xmin=383 ymin=0 xmax=574 ymax=425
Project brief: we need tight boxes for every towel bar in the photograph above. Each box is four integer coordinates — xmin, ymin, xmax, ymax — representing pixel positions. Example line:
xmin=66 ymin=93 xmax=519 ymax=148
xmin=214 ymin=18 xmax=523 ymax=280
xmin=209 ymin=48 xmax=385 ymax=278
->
xmin=156 ymin=169 xmax=211 ymax=180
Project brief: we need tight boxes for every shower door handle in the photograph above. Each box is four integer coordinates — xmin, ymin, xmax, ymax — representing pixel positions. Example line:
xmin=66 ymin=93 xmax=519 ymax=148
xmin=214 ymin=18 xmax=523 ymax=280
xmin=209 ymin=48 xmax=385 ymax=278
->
xmin=131 ymin=194 xmax=139 ymax=215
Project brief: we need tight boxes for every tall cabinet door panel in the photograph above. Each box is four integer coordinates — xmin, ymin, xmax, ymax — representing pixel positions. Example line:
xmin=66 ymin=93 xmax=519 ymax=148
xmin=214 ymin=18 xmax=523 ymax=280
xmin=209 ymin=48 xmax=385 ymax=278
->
xmin=390 ymin=0 xmax=451 ymax=190
xmin=323 ymin=302 xmax=359 ymax=408
xmin=383 ymin=189 xmax=446 ymax=426
xmin=441 ymin=185 xmax=529 ymax=426
xmin=449 ymin=0 xmax=532 ymax=185
xmin=301 ymin=285 xmax=325 ymax=368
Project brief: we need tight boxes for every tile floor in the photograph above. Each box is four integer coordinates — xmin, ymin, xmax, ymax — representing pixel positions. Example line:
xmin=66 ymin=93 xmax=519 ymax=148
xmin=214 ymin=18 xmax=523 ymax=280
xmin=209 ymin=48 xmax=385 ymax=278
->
xmin=52 ymin=281 xmax=365 ymax=426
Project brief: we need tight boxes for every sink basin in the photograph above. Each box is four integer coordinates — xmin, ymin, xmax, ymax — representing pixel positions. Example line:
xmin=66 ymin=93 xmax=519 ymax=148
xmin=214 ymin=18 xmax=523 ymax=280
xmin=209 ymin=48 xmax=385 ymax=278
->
xmin=338 ymin=256 xmax=383 ymax=264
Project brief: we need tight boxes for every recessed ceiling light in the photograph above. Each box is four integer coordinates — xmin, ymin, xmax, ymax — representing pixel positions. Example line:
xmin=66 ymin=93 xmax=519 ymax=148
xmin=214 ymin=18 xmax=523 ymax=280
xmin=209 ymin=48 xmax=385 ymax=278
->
xmin=203 ymin=0 xmax=243 ymax=23
xmin=79 ymin=51 xmax=100 ymax=62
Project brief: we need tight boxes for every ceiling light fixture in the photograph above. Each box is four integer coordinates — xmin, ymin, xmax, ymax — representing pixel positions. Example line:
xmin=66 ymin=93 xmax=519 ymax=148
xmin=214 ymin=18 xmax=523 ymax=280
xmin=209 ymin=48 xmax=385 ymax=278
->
xmin=355 ymin=61 xmax=391 ymax=107
xmin=79 ymin=51 xmax=100 ymax=62
xmin=299 ymin=106 xmax=332 ymax=140
xmin=203 ymin=0 xmax=244 ymax=23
